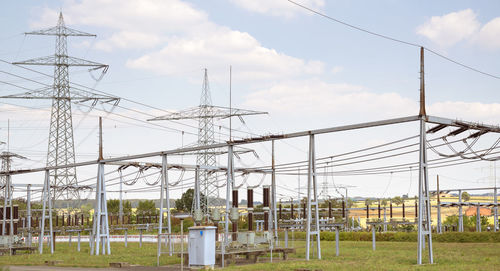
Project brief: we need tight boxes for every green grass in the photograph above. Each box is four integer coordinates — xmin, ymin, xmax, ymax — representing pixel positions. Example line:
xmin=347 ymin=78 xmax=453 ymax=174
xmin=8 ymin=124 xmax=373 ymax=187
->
xmin=225 ymin=241 xmax=500 ymax=271
xmin=0 ymin=242 xmax=180 ymax=267
xmin=1 ymin=240 xmax=499 ymax=270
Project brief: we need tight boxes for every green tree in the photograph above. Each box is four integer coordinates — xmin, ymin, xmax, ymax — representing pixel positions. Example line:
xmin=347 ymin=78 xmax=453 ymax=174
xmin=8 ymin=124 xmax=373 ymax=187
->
xmin=392 ymin=196 xmax=404 ymax=206
xmin=364 ymin=198 xmax=375 ymax=206
xmin=175 ymin=188 xmax=206 ymax=212
xmin=106 ymin=199 xmax=132 ymax=215
xmin=136 ymin=200 xmax=158 ymax=215
xmin=462 ymin=192 xmax=471 ymax=202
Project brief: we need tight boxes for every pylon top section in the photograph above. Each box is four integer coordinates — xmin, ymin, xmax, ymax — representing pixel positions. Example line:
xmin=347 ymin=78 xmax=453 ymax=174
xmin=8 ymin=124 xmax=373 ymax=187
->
xmin=25 ymin=12 xmax=96 ymax=37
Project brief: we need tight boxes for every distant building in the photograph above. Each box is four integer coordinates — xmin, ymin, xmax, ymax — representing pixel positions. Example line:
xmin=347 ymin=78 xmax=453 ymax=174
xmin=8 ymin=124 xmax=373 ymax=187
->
xmin=465 ymin=207 xmax=491 ymax=216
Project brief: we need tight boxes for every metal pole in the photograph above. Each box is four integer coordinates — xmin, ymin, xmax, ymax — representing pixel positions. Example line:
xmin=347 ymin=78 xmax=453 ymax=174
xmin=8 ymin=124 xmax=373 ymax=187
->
xmin=27 ymin=184 xmax=32 ymax=247
xmin=383 ymin=207 xmax=387 ymax=232
xmin=222 ymin=145 xmax=233 ymax=268
xmin=458 ymin=190 xmax=463 ymax=232
xmin=271 ymin=140 xmax=278 ymax=246
xmin=77 ymin=231 xmax=81 ymax=252
xmin=335 ymin=227 xmax=339 ymax=256
xmin=157 ymin=155 xmax=166 ymax=267
xmin=119 ymin=171 xmax=123 ymax=224
xmin=495 ymin=162 xmax=498 ymax=232
xmin=164 ymin=155 xmax=173 ymax=255
xmin=180 ymin=219 xmax=184 ymax=271
xmin=372 ymin=225 xmax=376 ymax=251
xmin=476 ymin=205 xmax=481 ymax=232
xmin=437 ymin=175 xmax=442 ymax=234
xmin=494 ymin=187 xmax=498 ymax=232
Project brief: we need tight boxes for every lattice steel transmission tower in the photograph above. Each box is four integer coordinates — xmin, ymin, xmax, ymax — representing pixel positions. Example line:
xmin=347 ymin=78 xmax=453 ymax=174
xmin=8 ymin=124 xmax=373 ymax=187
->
xmin=7 ymin=12 xmax=118 ymax=200
xmin=150 ymin=69 xmax=266 ymax=216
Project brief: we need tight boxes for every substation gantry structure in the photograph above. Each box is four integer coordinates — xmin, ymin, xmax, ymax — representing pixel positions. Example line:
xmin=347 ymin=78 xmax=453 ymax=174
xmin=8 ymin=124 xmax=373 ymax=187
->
xmin=2 ymin=46 xmax=500 ymax=267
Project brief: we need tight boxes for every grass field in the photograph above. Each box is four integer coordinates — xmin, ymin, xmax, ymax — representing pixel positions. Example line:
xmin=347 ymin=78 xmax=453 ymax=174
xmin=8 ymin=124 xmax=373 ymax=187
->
xmin=0 ymin=240 xmax=499 ymax=270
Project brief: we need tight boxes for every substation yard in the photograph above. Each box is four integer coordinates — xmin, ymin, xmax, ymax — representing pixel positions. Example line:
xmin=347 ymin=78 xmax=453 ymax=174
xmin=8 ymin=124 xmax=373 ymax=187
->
xmin=1 ymin=239 xmax=500 ymax=270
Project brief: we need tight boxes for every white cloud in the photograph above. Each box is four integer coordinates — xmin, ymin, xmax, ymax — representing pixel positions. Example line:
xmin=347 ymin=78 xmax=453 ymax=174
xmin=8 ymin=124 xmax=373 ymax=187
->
xmin=32 ymin=0 xmax=326 ymax=83
xmin=477 ymin=18 xmax=500 ymax=50
xmin=95 ymin=31 xmax=163 ymax=51
xmin=229 ymin=0 xmax=325 ymax=18
xmin=428 ymin=101 xmax=500 ymax=124
xmin=243 ymin=80 xmax=500 ymax=125
xmin=416 ymin=9 xmax=500 ymax=50
xmin=243 ymin=79 xmax=417 ymax=118
xmin=126 ymin=28 xmax=324 ymax=82
xmin=416 ymin=9 xmax=480 ymax=48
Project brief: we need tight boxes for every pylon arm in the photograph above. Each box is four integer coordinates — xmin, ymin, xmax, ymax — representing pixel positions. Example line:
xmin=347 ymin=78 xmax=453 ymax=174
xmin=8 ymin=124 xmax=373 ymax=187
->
xmin=25 ymin=25 xmax=96 ymax=37
xmin=13 ymin=55 xmax=108 ymax=69
xmin=148 ymin=105 xmax=267 ymax=121
xmin=0 ymin=152 xmax=27 ymax=160
xmin=0 ymin=86 xmax=119 ymax=105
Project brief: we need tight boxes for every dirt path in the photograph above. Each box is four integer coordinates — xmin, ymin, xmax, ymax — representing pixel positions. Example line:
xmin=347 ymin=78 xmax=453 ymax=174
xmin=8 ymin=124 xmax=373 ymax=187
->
xmin=7 ymin=265 xmax=187 ymax=271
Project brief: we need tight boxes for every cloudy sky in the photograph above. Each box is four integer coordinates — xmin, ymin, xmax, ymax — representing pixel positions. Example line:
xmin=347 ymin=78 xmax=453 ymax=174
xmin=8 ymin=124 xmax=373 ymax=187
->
xmin=1 ymin=0 xmax=500 ymax=202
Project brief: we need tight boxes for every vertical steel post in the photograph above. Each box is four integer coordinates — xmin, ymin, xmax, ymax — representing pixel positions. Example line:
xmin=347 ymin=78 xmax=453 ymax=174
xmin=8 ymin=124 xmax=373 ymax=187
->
xmin=222 ymin=145 xmax=234 ymax=268
xmin=476 ymin=205 xmax=481 ymax=232
xmin=417 ymin=117 xmax=433 ymax=264
xmin=372 ymin=225 xmax=376 ymax=251
xmin=335 ymin=227 xmax=339 ymax=256
xmin=494 ymin=187 xmax=498 ymax=232
xmin=39 ymin=170 xmax=53 ymax=254
xmin=271 ymin=140 xmax=278 ymax=246
xmin=458 ymin=190 xmax=463 ymax=232
xmin=383 ymin=207 xmax=387 ymax=232
xmin=437 ymin=175 xmax=442 ymax=234
xmin=27 ymin=184 xmax=32 ymax=247
xmin=306 ymin=134 xmax=321 ymax=260
xmin=119 ymin=170 xmax=123 ymax=225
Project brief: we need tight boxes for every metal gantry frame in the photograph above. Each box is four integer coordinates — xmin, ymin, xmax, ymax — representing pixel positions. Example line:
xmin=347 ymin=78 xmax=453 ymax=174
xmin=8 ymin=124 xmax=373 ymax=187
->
xmin=39 ymin=170 xmax=54 ymax=254
xmin=2 ymin=112 xmax=500 ymax=264
xmin=305 ymin=134 xmax=321 ymax=260
xmin=431 ymin=186 xmax=499 ymax=233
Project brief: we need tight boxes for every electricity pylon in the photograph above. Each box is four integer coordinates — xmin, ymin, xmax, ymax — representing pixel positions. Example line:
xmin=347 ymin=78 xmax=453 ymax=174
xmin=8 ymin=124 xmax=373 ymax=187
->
xmin=6 ymin=12 xmax=119 ymax=200
xmin=149 ymin=69 xmax=266 ymax=217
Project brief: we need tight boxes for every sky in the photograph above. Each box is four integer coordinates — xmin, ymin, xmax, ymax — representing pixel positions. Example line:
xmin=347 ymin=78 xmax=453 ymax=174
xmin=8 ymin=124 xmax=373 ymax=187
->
xmin=1 ymin=0 xmax=500 ymax=204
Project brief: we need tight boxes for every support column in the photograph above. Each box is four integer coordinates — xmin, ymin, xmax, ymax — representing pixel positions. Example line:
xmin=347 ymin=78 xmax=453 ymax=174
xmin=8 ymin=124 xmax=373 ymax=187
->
xmin=119 ymin=170 xmax=123 ymax=225
xmin=91 ymin=162 xmax=111 ymax=255
xmin=417 ymin=118 xmax=433 ymax=262
xmin=494 ymin=187 xmax=498 ymax=232
xmin=372 ymin=225 xmax=376 ymax=251
xmin=271 ymin=140 xmax=278 ymax=245
xmin=476 ymin=205 xmax=481 ymax=232
xmin=27 ymin=184 xmax=32 ymax=247
xmin=221 ymin=144 xmax=234 ymax=268
xmin=458 ymin=190 xmax=463 ymax=232
xmin=305 ymin=134 xmax=321 ymax=260
xmin=39 ymin=170 xmax=53 ymax=254
xmin=383 ymin=207 xmax=387 ymax=232
xmin=437 ymin=175 xmax=442 ymax=234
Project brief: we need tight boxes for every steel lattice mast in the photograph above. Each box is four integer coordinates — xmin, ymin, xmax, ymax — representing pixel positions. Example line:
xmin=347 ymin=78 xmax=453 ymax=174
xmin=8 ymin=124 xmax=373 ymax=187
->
xmin=149 ymin=69 xmax=266 ymax=216
xmin=196 ymin=69 xmax=218 ymax=215
xmin=11 ymin=12 xmax=114 ymax=200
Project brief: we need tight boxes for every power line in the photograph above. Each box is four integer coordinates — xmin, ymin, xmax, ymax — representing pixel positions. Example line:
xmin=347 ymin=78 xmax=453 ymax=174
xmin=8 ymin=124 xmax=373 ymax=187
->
xmin=288 ymin=0 xmax=500 ymax=80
